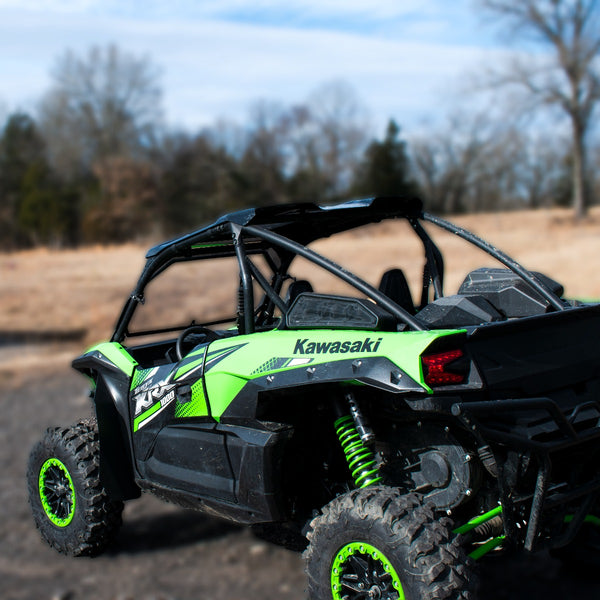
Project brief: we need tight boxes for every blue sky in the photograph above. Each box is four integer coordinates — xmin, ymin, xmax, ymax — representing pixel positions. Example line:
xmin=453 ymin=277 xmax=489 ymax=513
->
xmin=0 ymin=1 xmax=512 ymax=136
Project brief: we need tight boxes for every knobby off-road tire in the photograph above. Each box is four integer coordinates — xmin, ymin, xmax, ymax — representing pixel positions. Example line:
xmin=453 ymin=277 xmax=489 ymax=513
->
xmin=27 ymin=421 xmax=124 ymax=557
xmin=304 ymin=486 xmax=477 ymax=600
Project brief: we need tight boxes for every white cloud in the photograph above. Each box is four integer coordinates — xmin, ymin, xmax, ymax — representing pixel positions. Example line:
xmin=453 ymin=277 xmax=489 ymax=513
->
xmin=0 ymin=3 xmax=506 ymax=133
xmin=123 ymin=18 xmax=504 ymax=131
xmin=0 ymin=0 xmax=440 ymax=20
xmin=0 ymin=0 xmax=94 ymax=11
xmin=173 ymin=0 xmax=432 ymax=20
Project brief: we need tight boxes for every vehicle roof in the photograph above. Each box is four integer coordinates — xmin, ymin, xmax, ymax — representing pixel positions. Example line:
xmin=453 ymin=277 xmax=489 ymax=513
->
xmin=146 ymin=196 xmax=423 ymax=258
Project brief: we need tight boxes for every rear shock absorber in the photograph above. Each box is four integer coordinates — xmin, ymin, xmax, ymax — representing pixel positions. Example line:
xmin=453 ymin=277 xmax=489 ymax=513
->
xmin=334 ymin=393 xmax=383 ymax=488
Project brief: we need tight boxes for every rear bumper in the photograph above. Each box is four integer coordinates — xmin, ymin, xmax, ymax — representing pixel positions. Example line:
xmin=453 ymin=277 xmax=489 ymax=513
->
xmin=452 ymin=396 xmax=600 ymax=551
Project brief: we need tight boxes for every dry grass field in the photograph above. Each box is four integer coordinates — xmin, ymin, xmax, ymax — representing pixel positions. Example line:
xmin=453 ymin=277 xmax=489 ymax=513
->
xmin=2 ymin=206 xmax=600 ymax=352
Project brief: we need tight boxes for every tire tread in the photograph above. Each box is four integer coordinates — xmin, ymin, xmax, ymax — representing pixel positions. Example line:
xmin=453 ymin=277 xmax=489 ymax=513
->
xmin=27 ymin=419 xmax=123 ymax=557
xmin=304 ymin=486 xmax=478 ymax=600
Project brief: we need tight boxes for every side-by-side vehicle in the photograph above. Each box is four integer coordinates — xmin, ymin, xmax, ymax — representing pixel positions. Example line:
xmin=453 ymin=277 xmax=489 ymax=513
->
xmin=28 ymin=197 xmax=600 ymax=599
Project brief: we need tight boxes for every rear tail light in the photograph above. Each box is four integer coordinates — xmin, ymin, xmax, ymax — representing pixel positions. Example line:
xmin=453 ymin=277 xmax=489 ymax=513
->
xmin=422 ymin=349 xmax=466 ymax=387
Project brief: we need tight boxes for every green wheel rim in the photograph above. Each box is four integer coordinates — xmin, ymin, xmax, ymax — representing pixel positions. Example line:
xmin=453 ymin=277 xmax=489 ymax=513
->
xmin=38 ymin=457 xmax=76 ymax=527
xmin=331 ymin=541 xmax=405 ymax=600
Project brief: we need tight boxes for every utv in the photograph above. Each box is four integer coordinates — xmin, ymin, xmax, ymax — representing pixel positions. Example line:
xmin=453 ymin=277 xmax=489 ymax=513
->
xmin=28 ymin=197 xmax=600 ymax=599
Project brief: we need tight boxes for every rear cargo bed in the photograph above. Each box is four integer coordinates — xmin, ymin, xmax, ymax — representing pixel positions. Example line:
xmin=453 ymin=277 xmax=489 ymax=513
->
xmin=466 ymin=303 xmax=600 ymax=398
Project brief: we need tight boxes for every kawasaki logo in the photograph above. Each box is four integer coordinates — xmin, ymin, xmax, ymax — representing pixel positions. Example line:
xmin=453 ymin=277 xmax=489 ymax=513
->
xmin=293 ymin=337 xmax=382 ymax=355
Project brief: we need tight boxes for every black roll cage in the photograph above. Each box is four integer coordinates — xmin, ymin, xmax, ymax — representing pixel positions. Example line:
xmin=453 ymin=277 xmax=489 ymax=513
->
xmin=111 ymin=199 xmax=567 ymax=344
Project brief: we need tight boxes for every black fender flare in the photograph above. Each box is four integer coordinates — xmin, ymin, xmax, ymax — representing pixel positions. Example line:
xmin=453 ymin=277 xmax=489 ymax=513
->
xmin=73 ymin=352 xmax=140 ymax=501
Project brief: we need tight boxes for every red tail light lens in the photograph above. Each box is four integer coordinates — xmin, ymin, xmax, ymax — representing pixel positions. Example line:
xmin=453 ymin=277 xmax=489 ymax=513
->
xmin=422 ymin=349 xmax=465 ymax=387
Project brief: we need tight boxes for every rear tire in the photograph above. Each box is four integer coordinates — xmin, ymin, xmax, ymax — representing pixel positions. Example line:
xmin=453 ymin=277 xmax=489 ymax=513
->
xmin=27 ymin=422 xmax=123 ymax=557
xmin=304 ymin=486 xmax=477 ymax=600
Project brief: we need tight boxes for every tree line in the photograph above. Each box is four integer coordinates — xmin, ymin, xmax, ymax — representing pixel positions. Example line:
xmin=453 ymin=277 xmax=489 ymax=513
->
xmin=1 ymin=1 xmax=599 ymax=249
xmin=0 ymin=57 xmax=421 ymax=249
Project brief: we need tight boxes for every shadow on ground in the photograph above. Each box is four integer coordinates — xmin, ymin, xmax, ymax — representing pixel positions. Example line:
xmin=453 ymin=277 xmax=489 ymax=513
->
xmin=112 ymin=509 xmax=241 ymax=555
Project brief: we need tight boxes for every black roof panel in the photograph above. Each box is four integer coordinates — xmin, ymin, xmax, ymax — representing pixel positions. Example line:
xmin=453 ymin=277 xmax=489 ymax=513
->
xmin=146 ymin=196 xmax=422 ymax=258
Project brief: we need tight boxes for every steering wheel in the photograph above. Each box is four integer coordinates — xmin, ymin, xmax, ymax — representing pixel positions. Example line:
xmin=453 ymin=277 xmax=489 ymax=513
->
xmin=175 ymin=326 xmax=220 ymax=361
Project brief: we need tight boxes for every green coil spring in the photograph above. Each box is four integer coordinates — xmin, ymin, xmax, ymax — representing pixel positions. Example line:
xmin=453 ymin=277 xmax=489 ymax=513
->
xmin=334 ymin=414 xmax=383 ymax=488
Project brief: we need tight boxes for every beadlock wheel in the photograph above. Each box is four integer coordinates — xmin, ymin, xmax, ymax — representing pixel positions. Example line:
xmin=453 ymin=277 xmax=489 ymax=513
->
xmin=331 ymin=541 xmax=405 ymax=599
xmin=38 ymin=457 xmax=76 ymax=527
xmin=27 ymin=421 xmax=124 ymax=557
xmin=304 ymin=486 xmax=477 ymax=600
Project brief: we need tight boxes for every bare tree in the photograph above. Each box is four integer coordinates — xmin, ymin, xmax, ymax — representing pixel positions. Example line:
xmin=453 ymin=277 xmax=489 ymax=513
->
xmin=513 ymin=132 xmax=569 ymax=207
xmin=240 ymin=100 xmax=289 ymax=205
xmin=39 ymin=44 xmax=162 ymax=179
xmin=231 ymin=83 xmax=371 ymax=205
xmin=411 ymin=113 xmax=494 ymax=213
xmin=85 ymin=156 xmax=159 ymax=242
xmin=477 ymin=0 xmax=600 ymax=218
xmin=307 ymin=80 xmax=370 ymax=197
xmin=280 ymin=104 xmax=328 ymax=200
xmin=411 ymin=110 xmax=567 ymax=213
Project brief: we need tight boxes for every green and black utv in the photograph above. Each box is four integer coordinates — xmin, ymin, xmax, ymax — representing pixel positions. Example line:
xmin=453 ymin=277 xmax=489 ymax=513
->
xmin=28 ymin=197 xmax=600 ymax=599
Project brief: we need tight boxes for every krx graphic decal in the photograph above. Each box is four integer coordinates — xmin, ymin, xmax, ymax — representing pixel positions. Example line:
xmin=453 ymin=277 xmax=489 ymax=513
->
xmin=131 ymin=343 xmax=248 ymax=431
xmin=131 ymin=365 xmax=177 ymax=432
xmin=204 ymin=343 xmax=248 ymax=371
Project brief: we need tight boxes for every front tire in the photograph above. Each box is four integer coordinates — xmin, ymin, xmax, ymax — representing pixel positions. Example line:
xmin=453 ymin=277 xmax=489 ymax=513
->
xmin=304 ymin=487 xmax=477 ymax=600
xmin=27 ymin=422 xmax=123 ymax=557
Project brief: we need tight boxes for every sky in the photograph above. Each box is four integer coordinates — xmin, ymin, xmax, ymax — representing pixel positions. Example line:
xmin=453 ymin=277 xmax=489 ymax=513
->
xmin=0 ymin=1 xmax=515 ymax=136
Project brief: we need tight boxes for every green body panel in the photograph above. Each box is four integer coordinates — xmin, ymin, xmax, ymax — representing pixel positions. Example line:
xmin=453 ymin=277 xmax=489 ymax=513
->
xmin=205 ymin=373 xmax=248 ymax=418
xmin=175 ymin=380 xmax=208 ymax=418
xmin=133 ymin=399 xmax=165 ymax=432
xmin=203 ymin=328 xmax=463 ymax=419
xmin=174 ymin=345 xmax=208 ymax=380
xmin=174 ymin=356 xmax=205 ymax=380
xmin=130 ymin=367 xmax=156 ymax=390
xmin=120 ymin=327 xmax=463 ymax=425
xmin=85 ymin=341 xmax=138 ymax=377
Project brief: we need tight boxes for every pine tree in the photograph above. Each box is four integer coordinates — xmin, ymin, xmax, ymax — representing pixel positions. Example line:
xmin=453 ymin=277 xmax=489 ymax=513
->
xmin=352 ymin=120 xmax=418 ymax=198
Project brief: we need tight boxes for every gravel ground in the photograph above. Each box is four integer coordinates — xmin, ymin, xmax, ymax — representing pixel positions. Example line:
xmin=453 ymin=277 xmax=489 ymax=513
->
xmin=1 ymin=356 xmax=598 ymax=600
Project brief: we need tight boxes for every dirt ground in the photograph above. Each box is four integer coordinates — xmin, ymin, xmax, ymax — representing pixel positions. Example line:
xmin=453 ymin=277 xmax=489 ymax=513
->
xmin=1 ymin=367 xmax=599 ymax=600
xmin=2 ymin=207 xmax=600 ymax=599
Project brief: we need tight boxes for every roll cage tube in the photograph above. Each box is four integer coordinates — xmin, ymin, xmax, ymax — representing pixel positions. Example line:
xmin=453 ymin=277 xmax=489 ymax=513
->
xmin=409 ymin=218 xmax=444 ymax=304
xmin=111 ymin=223 xmax=238 ymax=343
xmin=423 ymin=213 xmax=567 ymax=312
xmin=111 ymin=242 xmax=185 ymax=343
xmin=231 ymin=223 xmax=257 ymax=335
xmin=254 ymin=250 xmax=295 ymax=328
xmin=242 ymin=224 xmax=427 ymax=331
xmin=111 ymin=208 xmax=563 ymax=343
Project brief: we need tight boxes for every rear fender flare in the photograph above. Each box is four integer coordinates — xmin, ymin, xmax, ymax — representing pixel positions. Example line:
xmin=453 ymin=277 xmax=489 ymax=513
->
xmin=219 ymin=356 xmax=426 ymax=421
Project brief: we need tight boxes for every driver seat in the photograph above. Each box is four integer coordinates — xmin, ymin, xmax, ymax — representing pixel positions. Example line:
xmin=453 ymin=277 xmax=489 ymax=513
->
xmin=286 ymin=279 xmax=313 ymax=305
xmin=378 ymin=269 xmax=415 ymax=314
